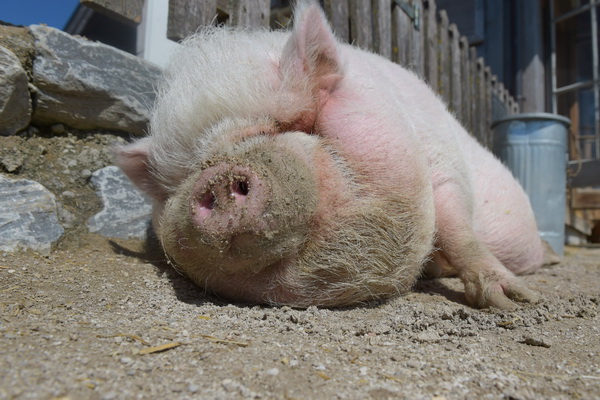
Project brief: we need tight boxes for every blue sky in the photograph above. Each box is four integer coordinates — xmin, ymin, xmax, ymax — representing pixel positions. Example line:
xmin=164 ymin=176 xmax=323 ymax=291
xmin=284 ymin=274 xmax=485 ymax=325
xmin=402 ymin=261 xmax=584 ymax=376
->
xmin=1 ymin=0 xmax=80 ymax=30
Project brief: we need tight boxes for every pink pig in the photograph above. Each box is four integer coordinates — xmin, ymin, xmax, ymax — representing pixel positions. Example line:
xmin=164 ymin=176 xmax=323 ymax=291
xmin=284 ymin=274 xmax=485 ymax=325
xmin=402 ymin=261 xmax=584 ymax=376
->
xmin=117 ymin=1 xmax=548 ymax=309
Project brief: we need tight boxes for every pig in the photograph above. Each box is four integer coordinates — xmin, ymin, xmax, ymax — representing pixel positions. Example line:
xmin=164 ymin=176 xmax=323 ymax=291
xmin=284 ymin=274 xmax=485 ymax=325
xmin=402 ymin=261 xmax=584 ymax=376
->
xmin=117 ymin=1 xmax=547 ymax=309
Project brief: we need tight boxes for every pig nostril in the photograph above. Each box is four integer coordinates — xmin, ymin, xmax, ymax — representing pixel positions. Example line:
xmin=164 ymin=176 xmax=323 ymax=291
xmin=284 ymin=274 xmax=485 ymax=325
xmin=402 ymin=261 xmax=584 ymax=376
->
xmin=233 ymin=180 xmax=249 ymax=196
xmin=200 ymin=192 xmax=217 ymax=210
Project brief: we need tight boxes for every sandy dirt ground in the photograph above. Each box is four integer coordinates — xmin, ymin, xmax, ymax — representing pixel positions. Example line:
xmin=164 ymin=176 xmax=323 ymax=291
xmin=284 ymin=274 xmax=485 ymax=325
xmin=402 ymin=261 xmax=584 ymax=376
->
xmin=1 ymin=234 xmax=598 ymax=400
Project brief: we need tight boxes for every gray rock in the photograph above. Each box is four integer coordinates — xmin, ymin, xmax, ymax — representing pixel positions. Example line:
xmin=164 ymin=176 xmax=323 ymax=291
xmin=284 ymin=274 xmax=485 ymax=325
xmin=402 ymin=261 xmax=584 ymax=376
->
xmin=0 ymin=149 xmax=25 ymax=173
xmin=30 ymin=25 xmax=162 ymax=136
xmin=0 ymin=174 xmax=64 ymax=253
xmin=87 ymin=166 xmax=152 ymax=239
xmin=0 ymin=46 xmax=31 ymax=136
xmin=56 ymin=203 xmax=76 ymax=229
xmin=50 ymin=123 xmax=66 ymax=134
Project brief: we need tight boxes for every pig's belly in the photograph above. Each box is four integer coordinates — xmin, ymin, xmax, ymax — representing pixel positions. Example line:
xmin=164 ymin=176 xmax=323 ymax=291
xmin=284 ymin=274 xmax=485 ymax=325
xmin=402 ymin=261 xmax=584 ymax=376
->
xmin=469 ymin=149 xmax=544 ymax=275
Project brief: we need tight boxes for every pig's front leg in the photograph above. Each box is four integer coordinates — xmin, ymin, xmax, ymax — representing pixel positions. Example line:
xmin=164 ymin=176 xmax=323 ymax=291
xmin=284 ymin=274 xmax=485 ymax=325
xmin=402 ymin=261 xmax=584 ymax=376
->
xmin=433 ymin=182 xmax=539 ymax=309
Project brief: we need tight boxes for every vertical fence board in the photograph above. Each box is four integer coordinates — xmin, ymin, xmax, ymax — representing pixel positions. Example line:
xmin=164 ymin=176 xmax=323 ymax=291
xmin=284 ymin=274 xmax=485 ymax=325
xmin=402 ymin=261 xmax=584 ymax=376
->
xmin=449 ymin=23 xmax=461 ymax=118
xmin=459 ymin=36 xmax=471 ymax=130
xmin=469 ymin=48 xmax=479 ymax=140
xmin=323 ymin=0 xmax=350 ymax=42
xmin=373 ymin=0 xmax=393 ymax=59
xmin=438 ymin=10 xmax=450 ymax=106
xmin=476 ymin=58 xmax=486 ymax=146
xmin=349 ymin=0 xmax=373 ymax=49
xmin=229 ymin=0 xmax=270 ymax=28
xmin=496 ymin=82 xmax=506 ymax=105
xmin=491 ymin=74 xmax=498 ymax=143
xmin=81 ymin=0 xmax=145 ymax=25
xmin=511 ymin=95 xmax=520 ymax=114
xmin=392 ymin=3 xmax=411 ymax=67
xmin=410 ymin=0 xmax=424 ymax=77
xmin=507 ymin=96 xmax=514 ymax=115
xmin=423 ymin=0 xmax=438 ymax=91
xmin=168 ymin=0 xmax=217 ymax=41
xmin=493 ymin=80 xmax=505 ymax=127
xmin=483 ymin=67 xmax=493 ymax=147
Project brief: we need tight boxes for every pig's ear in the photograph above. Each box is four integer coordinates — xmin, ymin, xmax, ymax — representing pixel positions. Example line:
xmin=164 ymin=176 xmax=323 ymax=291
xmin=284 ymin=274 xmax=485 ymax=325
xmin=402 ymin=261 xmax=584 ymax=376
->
xmin=281 ymin=2 xmax=342 ymax=95
xmin=115 ymin=138 xmax=165 ymax=200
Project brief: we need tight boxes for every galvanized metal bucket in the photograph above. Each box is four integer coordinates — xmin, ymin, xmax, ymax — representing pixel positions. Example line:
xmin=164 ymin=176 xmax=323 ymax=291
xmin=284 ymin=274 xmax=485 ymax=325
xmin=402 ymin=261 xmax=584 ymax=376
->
xmin=491 ymin=113 xmax=571 ymax=255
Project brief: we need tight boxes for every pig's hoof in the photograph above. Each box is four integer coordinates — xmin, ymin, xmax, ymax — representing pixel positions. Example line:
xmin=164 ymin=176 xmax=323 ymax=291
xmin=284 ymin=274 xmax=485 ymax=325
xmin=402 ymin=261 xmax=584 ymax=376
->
xmin=465 ymin=274 xmax=540 ymax=310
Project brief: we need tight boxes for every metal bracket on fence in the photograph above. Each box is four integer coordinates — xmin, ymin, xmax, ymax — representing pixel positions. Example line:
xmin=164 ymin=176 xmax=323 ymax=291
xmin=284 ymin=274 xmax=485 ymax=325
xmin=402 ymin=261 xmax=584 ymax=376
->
xmin=394 ymin=0 xmax=420 ymax=30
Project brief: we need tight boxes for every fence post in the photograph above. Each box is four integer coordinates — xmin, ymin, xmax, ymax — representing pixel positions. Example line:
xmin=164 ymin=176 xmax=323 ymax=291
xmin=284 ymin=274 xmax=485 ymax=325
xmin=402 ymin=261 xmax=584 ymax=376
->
xmin=410 ymin=0 xmax=424 ymax=77
xmin=349 ymin=0 xmax=374 ymax=50
xmin=438 ymin=10 xmax=450 ymax=106
xmin=228 ymin=0 xmax=270 ymax=28
xmin=423 ymin=0 xmax=438 ymax=91
xmin=491 ymin=72 xmax=499 ymax=145
xmin=392 ymin=2 xmax=412 ymax=67
xmin=449 ymin=23 xmax=461 ymax=118
xmin=459 ymin=36 xmax=471 ymax=130
xmin=167 ymin=0 xmax=218 ymax=41
xmin=475 ymin=58 xmax=486 ymax=146
xmin=469 ymin=48 xmax=478 ymax=139
xmin=323 ymin=0 xmax=350 ymax=42
xmin=484 ymin=67 xmax=493 ymax=147
xmin=373 ymin=0 xmax=393 ymax=59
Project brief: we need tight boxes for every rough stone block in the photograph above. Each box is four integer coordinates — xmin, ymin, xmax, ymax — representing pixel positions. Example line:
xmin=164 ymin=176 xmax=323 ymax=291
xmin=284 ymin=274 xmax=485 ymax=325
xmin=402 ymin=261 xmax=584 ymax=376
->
xmin=30 ymin=25 xmax=161 ymax=135
xmin=0 ymin=174 xmax=64 ymax=253
xmin=0 ymin=24 xmax=36 ymax=74
xmin=87 ymin=166 xmax=152 ymax=239
xmin=0 ymin=46 xmax=31 ymax=136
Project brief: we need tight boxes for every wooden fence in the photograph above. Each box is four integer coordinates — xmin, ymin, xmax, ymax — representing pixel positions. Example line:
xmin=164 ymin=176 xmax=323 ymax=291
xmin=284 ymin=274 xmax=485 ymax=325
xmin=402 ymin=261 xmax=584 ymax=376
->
xmin=82 ymin=0 xmax=520 ymax=147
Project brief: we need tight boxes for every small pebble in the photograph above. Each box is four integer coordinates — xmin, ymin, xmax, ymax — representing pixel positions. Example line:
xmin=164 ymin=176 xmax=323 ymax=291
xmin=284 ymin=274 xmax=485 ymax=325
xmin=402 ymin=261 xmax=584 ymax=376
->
xmin=102 ymin=392 xmax=118 ymax=400
xmin=51 ymin=124 xmax=66 ymax=134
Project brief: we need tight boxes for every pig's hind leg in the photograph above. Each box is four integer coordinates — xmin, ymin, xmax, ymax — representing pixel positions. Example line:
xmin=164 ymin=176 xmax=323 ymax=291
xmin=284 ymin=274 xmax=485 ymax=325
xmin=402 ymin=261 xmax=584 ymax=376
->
xmin=432 ymin=182 xmax=539 ymax=310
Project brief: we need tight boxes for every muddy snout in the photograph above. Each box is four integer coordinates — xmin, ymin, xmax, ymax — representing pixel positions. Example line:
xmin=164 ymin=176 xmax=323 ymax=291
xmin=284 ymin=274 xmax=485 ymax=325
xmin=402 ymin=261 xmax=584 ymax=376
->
xmin=160 ymin=142 xmax=320 ymax=276
xmin=191 ymin=163 xmax=270 ymax=238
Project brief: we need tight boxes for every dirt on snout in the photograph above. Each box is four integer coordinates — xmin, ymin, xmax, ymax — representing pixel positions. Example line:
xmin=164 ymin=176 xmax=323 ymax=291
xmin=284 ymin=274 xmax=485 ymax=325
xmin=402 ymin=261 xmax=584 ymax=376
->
xmin=1 ymin=236 xmax=599 ymax=400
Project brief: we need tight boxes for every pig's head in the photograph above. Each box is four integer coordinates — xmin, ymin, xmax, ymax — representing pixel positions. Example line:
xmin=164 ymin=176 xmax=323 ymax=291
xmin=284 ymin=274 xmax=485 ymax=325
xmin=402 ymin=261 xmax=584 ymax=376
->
xmin=116 ymin=2 xmax=433 ymax=307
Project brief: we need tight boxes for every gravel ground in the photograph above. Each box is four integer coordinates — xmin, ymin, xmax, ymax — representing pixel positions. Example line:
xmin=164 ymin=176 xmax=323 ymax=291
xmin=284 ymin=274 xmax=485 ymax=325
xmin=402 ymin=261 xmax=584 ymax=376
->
xmin=1 ymin=236 xmax=598 ymax=400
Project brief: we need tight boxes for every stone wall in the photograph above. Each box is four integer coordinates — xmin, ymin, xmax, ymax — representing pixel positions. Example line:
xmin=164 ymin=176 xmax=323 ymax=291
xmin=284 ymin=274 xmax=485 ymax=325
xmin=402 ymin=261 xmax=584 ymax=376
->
xmin=0 ymin=24 xmax=159 ymax=253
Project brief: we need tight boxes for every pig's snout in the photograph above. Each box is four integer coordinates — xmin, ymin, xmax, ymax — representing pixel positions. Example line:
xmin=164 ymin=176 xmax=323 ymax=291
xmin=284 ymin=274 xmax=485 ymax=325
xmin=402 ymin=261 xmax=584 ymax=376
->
xmin=160 ymin=142 xmax=319 ymax=278
xmin=191 ymin=164 xmax=269 ymax=237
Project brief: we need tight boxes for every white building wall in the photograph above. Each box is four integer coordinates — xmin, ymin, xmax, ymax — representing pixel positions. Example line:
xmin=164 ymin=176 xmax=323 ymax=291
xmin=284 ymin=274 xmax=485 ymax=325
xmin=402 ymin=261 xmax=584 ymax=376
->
xmin=137 ymin=0 xmax=179 ymax=67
